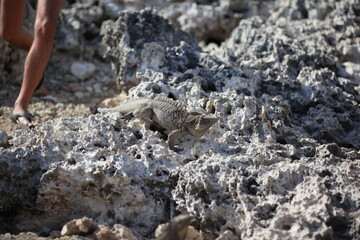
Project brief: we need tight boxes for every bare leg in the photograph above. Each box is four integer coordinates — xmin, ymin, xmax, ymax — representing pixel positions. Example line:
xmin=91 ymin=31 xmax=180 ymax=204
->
xmin=12 ymin=0 xmax=63 ymax=127
xmin=0 ymin=0 xmax=33 ymax=51
xmin=132 ymin=107 xmax=153 ymax=119
xmin=0 ymin=0 xmax=47 ymax=98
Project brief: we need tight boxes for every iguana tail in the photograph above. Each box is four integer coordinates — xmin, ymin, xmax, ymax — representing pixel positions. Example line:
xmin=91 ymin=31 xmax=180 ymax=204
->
xmin=97 ymin=98 xmax=150 ymax=113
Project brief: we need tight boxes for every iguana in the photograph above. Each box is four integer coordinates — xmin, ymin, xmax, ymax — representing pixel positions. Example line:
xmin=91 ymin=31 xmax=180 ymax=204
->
xmin=98 ymin=96 xmax=218 ymax=151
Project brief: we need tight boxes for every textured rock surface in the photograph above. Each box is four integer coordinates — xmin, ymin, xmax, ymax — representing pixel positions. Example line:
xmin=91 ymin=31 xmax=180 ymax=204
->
xmin=160 ymin=2 xmax=242 ymax=44
xmin=1 ymin=0 xmax=360 ymax=240
xmin=61 ymin=217 xmax=99 ymax=236
xmin=101 ymin=9 xmax=201 ymax=90
xmin=1 ymin=115 xmax=180 ymax=236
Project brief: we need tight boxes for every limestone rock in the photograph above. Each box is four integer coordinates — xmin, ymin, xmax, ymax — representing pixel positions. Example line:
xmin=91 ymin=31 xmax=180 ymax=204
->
xmin=70 ymin=61 xmax=97 ymax=80
xmin=61 ymin=217 xmax=98 ymax=236
xmin=0 ymin=130 xmax=8 ymax=147
xmin=94 ymin=224 xmax=138 ymax=240
xmin=160 ymin=2 xmax=242 ymax=44
xmin=101 ymin=9 xmax=200 ymax=90
xmin=155 ymin=215 xmax=200 ymax=240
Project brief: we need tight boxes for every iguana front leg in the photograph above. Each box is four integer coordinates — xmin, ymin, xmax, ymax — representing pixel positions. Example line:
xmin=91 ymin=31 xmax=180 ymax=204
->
xmin=167 ymin=128 xmax=190 ymax=152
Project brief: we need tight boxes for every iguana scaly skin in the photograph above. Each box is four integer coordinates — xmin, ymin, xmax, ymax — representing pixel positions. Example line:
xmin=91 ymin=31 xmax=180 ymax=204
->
xmin=98 ymin=96 xmax=218 ymax=151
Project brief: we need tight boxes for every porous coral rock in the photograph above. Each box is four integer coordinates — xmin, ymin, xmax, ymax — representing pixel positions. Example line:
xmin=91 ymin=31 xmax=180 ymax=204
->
xmin=61 ymin=217 xmax=98 ymax=236
xmin=2 ymin=114 xmax=182 ymax=236
xmin=101 ymin=9 xmax=200 ymax=90
xmin=160 ymin=2 xmax=242 ymax=44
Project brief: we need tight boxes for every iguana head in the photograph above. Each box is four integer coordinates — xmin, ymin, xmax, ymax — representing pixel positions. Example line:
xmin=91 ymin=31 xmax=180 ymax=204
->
xmin=185 ymin=111 xmax=219 ymax=138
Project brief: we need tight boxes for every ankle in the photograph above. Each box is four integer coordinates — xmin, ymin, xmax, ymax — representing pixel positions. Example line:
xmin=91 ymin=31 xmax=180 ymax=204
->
xmin=13 ymin=100 xmax=29 ymax=113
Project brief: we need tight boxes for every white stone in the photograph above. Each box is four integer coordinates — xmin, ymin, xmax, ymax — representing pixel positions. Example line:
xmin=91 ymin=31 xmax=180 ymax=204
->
xmin=71 ymin=61 xmax=96 ymax=80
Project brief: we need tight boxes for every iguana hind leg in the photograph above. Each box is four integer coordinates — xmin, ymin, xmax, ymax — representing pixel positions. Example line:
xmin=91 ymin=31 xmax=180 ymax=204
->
xmin=121 ymin=112 xmax=134 ymax=121
xmin=121 ymin=107 xmax=153 ymax=122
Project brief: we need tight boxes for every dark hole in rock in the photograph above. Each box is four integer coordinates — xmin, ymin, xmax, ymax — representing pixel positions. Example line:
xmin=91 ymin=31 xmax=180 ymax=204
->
xmin=83 ymin=29 xmax=99 ymax=42
xmin=335 ymin=192 xmax=343 ymax=202
xmin=94 ymin=142 xmax=108 ymax=148
xmin=205 ymin=38 xmax=222 ymax=46
xmin=147 ymin=153 xmax=154 ymax=159
xmin=326 ymin=215 xmax=351 ymax=238
xmin=167 ymin=92 xmax=177 ymax=100
xmin=276 ymin=137 xmax=287 ymax=145
xmin=146 ymin=83 xmax=161 ymax=93
xmin=318 ymin=169 xmax=332 ymax=177
xmin=281 ymin=224 xmax=292 ymax=231
xmin=316 ymin=118 xmax=324 ymax=124
xmin=200 ymin=80 xmax=217 ymax=92
xmin=198 ymin=189 xmax=211 ymax=204
xmin=183 ymin=158 xmax=195 ymax=164
xmin=243 ymin=177 xmax=259 ymax=195
xmin=340 ymin=120 xmax=353 ymax=132
xmin=68 ymin=158 xmax=76 ymax=165
xmin=107 ymin=210 xmax=115 ymax=219
xmin=133 ymin=130 xmax=143 ymax=139
xmin=324 ymin=180 xmax=332 ymax=189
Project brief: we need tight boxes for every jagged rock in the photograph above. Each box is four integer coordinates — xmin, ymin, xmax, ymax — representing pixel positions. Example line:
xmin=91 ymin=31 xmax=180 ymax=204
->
xmin=70 ymin=61 xmax=97 ymax=80
xmin=61 ymin=217 xmax=98 ymax=236
xmin=0 ymin=130 xmax=8 ymax=147
xmin=160 ymin=2 xmax=242 ymax=44
xmin=154 ymin=215 xmax=197 ymax=240
xmin=219 ymin=0 xmax=360 ymax=149
xmin=101 ymin=9 xmax=201 ymax=90
xmin=107 ymin=224 xmax=138 ymax=240
xmin=0 ymin=114 xmax=182 ymax=235
xmin=338 ymin=62 xmax=360 ymax=83
xmin=93 ymin=223 xmax=138 ymax=240
xmin=99 ymin=0 xmax=173 ymax=19
xmin=0 ymin=232 xmax=91 ymax=240
xmin=215 ymin=230 xmax=239 ymax=240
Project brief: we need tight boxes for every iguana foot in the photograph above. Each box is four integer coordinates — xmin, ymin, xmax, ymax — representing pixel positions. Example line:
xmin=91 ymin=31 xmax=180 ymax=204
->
xmin=170 ymin=146 xmax=184 ymax=152
xmin=121 ymin=112 xmax=134 ymax=121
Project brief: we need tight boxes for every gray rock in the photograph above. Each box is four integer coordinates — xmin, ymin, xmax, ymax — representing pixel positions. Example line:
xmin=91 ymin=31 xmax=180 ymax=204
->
xmin=71 ymin=61 xmax=97 ymax=80
xmin=101 ymin=9 xmax=201 ymax=90
xmin=160 ymin=2 xmax=242 ymax=44
xmin=61 ymin=217 xmax=98 ymax=236
xmin=1 ymin=115 xmax=179 ymax=235
xmin=338 ymin=62 xmax=360 ymax=83
xmin=0 ymin=130 xmax=7 ymax=147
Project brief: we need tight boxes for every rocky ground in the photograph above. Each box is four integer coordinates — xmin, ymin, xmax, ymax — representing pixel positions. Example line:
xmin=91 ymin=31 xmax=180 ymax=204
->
xmin=0 ymin=0 xmax=360 ymax=239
